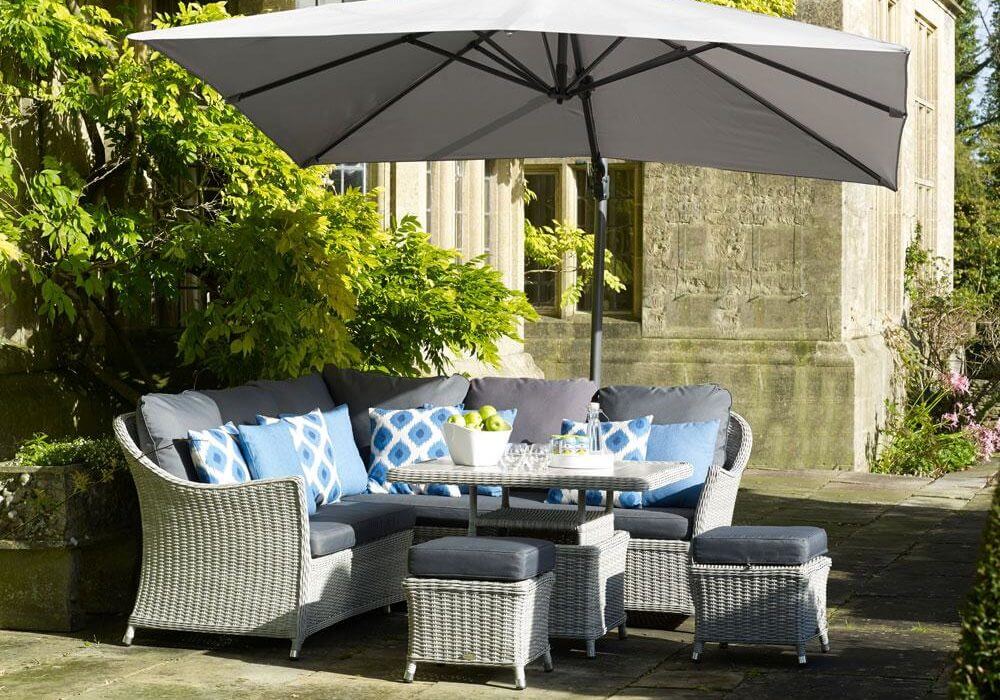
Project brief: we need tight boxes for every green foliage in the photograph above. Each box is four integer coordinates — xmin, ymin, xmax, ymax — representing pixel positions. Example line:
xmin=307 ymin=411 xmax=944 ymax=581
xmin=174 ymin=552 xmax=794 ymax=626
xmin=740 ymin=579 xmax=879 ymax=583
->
xmin=873 ymin=235 xmax=1000 ymax=476
xmin=14 ymin=433 xmax=124 ymax=473
xmin=523 ymin=217 xmax=627 ymax=309
xmin=872 ymin=396 xmax=979 ymax=477
xmin=952 ymin=483 xmax=1000 ymax=698
xmin=700 ymin=0 xmax=794 ymax=17
xmin=0 ymin=0 xmax=533 ymax=397
xmin=350 ymin=215 xmax=537 ymax=377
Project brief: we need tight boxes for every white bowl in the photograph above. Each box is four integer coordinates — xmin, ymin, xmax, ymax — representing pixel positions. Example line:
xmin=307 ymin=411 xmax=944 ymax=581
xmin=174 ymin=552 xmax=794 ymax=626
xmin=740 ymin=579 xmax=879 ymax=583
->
xmin=442 ymin=422 xmax=512 ymax=467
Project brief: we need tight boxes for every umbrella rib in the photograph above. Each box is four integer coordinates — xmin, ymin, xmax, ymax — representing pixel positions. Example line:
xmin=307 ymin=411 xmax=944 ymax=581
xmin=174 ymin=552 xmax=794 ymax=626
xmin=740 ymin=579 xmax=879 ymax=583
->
xmin=473 ymin=45 xmax=550 ymax=92
xmin=542 ymin=33 xmax=558 ymax=85
xmin=566 ymin=37 xmax=625 ymax=94
xmin=474 ymin=31 xmax=552 ymax=91
xmin=667 ymin=41 xmax=888 ymax=187
xmin=571 ymin=42 xmax=719 ymax=94
xmin=718 ymin=44 xmax=905 ymax=117
xmin=303 ymin=33 xmax=492 ymax=166
xmin=227 ymin=33 xmax=426 ymax=103
xmin=408 ymin=38 xmax=546 ymax=93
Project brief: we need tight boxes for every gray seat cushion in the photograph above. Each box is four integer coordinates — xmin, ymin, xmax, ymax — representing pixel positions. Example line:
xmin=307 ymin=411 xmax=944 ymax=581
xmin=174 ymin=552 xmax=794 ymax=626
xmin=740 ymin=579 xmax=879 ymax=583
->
xmin=309 ymin=501 xmax=416 ymax=558
xmin=136 ymin=391 xmax=224 ymax=480
xmin=691 ymin=526 xmax=828 ymax=566
xmin=597 ymin=384 xmax=733 ymax=467
xmin=464 ymin=377 xmax=598 ymax=445
xmin=342 ymin=493 xmax=541 ymax=527
xmin=322 ymin=366 xmax=470 ymax=456
xmin=517 ymin=501 xmax=694 ymax=541
xmin=408 ymin=536 xmax=555 ymax=582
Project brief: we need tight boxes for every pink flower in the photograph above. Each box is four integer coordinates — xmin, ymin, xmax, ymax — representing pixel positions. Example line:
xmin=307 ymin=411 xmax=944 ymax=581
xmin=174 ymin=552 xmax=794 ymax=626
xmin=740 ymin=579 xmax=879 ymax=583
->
xmin=968 ymin=422 xmax=1000 ymax=461
xmin=941 ymin=370 xmax=971 ymax=395
xmin=942 ymin=412 xmax=960 ymax=428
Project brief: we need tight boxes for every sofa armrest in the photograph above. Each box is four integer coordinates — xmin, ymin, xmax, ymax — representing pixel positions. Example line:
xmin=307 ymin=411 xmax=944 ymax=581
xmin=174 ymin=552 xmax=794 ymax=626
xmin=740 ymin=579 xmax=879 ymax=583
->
xmin=114 ymin=414 xmax=310 ymax=637
xmin=691 ymin=413 xmax=752 ymax=537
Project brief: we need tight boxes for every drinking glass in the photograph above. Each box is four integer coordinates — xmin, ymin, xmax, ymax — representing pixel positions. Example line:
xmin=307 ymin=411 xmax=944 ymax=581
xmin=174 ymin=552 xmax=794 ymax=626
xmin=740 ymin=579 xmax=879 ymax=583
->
xmin=527 ymin=444 xmax=549 ymax=471
xmin=500 ymin=443 xmax=524 ymax=471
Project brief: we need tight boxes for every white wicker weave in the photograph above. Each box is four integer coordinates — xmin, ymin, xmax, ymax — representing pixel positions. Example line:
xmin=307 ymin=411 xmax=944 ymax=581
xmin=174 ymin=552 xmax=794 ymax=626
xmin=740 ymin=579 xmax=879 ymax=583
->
xmin=113 ymin=413 xmax=411 ymax=659
xmin=625 ymin=413 xmax=753 ymax=615
xmin=690 ymin=555 xmax=831 ymax=665
xmin=403 ymin=572 xmax=555 ymax=690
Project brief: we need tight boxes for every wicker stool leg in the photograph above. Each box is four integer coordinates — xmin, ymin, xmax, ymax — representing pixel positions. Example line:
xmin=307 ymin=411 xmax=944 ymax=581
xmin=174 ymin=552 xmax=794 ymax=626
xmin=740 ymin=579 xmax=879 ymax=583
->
xmin=542 ymin=651 xmax=554 ymax=672
xmin=289 ymin=638 xmax=302 ymax=660
xmin=585 ymin=640 xmax=596 ymax=658
xmin=691 ymin=640 xmax=703 ymax=662
xmin=122 ymin=625 xmax=135 ymax=646
xmin=403 ymin=661 xmax=417 ymax=683
xmin=820 ymin=632 xmax=830 ymax=653
xmin=797 ymin=644 xmax=807 ymax=665
xmin=618 ymin=623 xmax=628 ymax=640
xmin=514 ymin=665 xmax=526 ymax=690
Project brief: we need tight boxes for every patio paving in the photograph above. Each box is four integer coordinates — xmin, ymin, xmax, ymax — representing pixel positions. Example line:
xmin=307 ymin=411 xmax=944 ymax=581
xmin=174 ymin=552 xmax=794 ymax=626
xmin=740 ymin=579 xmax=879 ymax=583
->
xmin=0 ymin=462 xmax=995 ymax=699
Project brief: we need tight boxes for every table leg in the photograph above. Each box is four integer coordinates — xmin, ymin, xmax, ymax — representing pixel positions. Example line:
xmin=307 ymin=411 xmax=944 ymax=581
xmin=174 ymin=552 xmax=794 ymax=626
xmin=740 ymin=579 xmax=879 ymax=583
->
xmin=577 ymin=490 xmax=587 ymax=524
xmin=605 ymin=490 xmax=614 ymax=514
xmin=502 ymin=486 xmax=510 ymax=509
xmin=468 ymin=488 xmax=478 ymax=536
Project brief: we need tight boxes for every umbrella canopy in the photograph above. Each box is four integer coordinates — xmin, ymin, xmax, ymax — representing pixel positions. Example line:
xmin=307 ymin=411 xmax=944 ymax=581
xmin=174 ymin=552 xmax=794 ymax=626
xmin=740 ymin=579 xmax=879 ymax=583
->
xmin=130 ymin=0 xmax=909 ymax=381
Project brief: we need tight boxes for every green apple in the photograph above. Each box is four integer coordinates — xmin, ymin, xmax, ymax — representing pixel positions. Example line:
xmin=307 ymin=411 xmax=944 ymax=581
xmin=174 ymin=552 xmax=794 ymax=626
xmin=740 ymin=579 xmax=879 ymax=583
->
xmin=447 ymin=414 xmax=464 ymax=425
xmin=484 ymin=415 xmax=509 ymax=432
xmin=478 ymin=405 xmax=498 ymax=419
xmin=464 ymin=412 xmax=484 ymax=429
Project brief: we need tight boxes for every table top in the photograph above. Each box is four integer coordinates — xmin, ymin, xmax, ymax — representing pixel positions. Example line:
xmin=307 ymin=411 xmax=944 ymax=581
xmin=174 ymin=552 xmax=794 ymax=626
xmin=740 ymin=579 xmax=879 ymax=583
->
xmin=386 ymin=458 xmax=693 ymax=491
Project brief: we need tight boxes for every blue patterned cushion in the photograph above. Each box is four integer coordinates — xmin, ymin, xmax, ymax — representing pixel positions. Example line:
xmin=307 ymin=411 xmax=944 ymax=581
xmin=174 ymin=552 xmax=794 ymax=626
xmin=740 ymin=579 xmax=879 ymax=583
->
xmin=368 ymin=405 xmax=462 ymax=494
xmin=187 ymin=422 xmax=250 ymax=485
xmin=257 ymin=409 xmax=342 ymax=506
xmin=546 ymin=415 xmax=652 ymax=508
xmin=236 ymin=421 xmax=317 ymax=514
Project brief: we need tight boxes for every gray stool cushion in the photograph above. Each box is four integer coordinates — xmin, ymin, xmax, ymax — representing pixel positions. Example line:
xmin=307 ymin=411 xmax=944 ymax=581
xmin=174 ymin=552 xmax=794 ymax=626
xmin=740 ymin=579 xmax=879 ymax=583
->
xmin=691 ymin=526 xmax=828 ymax=566
xmin=408 ymin=536 xmax=555 ymax=582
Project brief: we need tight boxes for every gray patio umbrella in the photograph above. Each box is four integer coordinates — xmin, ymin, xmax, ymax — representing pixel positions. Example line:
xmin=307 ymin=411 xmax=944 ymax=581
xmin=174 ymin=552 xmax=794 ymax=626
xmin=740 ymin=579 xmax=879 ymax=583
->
xmin=129 ymin=0 xmax=908 ymax=384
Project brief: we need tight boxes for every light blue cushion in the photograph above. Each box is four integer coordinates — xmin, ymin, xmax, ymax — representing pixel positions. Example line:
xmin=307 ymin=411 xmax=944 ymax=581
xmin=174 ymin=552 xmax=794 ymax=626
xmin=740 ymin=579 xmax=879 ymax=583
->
xmin=257 ymin=409 xmax=342 ymax=507
xmin=237 ymin=421 xmax=317 ymax=515
xmin=187 ymin=422 xmax=251 ymax=485
xmin=368 ymin=405 xmax=462 ymax=494
xmin=323 ymin=404 xmax=369 ymax=497
xmin=642 ymin=420 xmax=720 ymax=508
xmin=546 ymin=415 xmax=652 ymax=508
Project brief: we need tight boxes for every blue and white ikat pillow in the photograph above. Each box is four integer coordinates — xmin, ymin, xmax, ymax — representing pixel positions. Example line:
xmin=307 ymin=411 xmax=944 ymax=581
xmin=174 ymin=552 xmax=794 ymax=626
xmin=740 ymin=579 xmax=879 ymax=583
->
xmin=367 ymin=405 xmax=461 ymax=494
xmin=257 ymin=408 xmax=342 ymax=507
xmin=545 ymin=415 xmax=653 ymax=508
xmin=188 ymin=422 xmax=251 ymax=485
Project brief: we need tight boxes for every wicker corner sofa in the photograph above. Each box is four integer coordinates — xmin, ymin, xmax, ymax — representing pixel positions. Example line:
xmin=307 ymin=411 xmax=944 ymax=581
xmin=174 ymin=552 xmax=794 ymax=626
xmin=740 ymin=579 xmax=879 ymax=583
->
xmin=113 ymin=369 xmax=751 ymax=658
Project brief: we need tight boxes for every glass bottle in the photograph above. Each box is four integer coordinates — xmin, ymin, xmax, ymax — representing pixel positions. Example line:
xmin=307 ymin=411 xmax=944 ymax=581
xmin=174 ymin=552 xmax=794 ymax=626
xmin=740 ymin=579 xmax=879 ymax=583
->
xmin=586 ymin=402 xmax=603 ymax=454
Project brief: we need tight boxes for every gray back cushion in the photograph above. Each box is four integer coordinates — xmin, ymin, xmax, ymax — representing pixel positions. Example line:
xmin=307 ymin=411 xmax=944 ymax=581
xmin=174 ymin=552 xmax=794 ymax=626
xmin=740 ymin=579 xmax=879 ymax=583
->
xmin=250 ymin=374 xmax=335 ymax=416
xmin=136 ymin=391 xmax=223 ymax=480
xmin=597 ymin=384 xmax=732 ymax=466
xmin=322 ymin=366 xmax=470 ymax=453
xmin=464 ymin=377 xmax=598 ymax=445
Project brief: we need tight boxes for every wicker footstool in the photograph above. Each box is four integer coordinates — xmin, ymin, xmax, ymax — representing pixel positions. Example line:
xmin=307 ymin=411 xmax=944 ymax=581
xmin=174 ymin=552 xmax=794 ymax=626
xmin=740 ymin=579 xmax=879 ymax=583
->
xmin=689 ymin=526 xmax=831 ymax=665
xmin=403 ymin=536 xmax=555 ymax=690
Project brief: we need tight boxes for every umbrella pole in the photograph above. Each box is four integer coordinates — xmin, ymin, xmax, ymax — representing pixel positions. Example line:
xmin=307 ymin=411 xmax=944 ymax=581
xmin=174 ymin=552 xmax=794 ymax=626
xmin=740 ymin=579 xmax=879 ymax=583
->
xmin=588 ymin=156 xmax=609 ymax=385
xmin=579 ymin=80 xmax=609 ymax=384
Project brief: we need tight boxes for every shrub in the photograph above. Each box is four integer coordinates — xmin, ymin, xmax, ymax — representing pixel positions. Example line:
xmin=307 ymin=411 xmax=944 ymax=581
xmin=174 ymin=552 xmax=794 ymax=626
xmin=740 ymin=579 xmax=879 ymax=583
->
xmin=952 ymin=483 xmax=1000 ymax=698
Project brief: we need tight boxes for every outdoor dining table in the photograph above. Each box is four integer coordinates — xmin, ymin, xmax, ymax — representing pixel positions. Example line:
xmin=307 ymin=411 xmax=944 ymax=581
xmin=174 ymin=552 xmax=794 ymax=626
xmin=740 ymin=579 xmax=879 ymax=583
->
xmin=388 ymin=457 xmax=694 ymax=655
xmin=387 ymin=458 xmax=695 ymax=536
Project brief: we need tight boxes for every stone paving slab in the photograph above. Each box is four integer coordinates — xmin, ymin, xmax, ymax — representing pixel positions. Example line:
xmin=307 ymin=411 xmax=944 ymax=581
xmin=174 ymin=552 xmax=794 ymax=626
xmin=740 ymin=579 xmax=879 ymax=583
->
xmin=0 ymin=463 xmax=994 ymax=700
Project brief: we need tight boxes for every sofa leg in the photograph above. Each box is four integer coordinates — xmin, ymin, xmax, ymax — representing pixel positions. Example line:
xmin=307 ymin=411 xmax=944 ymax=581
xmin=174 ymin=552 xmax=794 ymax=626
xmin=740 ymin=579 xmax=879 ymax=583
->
xmin=403 ymin=661 xmax=416 ymax=683
xmin=542 ymin=651 xmax=553 ymax=672
xmin=618 ymin=623 xmax=628 ymax=640
xmin=383 ymin=604 xmax=393 ymax=615
xmin=122 ymin=625 xmax=135 ymax=647
xmin=513 ymin=665 xmax=526 ymax=690
xmin=797 ymin=644 xmax=807 ymax=666
xmin=289 ymin=639 xmax=302 ymax=660
xmin=820 ymin=632 xmax=831 ymax=653
xmin=691 ymin=640 xmax=703 ymax=662
xmin=585 ymin=640 xmax=596 ymax=659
